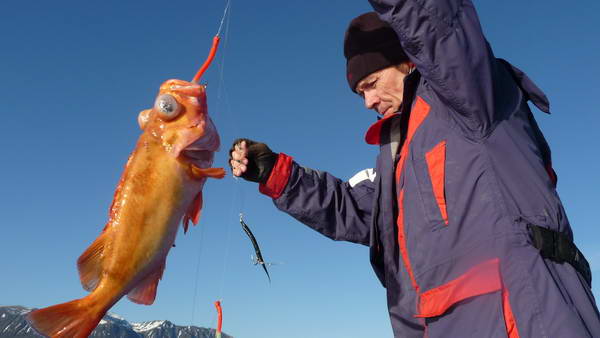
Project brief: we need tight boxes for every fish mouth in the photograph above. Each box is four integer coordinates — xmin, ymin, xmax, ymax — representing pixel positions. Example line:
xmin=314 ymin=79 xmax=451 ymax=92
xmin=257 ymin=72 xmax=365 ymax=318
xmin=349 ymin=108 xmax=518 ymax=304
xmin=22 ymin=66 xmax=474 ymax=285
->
xmin=188 ymin=118 xmax=220 ymax=152
xmin=181 ymin=149 xmax=215 ymax=169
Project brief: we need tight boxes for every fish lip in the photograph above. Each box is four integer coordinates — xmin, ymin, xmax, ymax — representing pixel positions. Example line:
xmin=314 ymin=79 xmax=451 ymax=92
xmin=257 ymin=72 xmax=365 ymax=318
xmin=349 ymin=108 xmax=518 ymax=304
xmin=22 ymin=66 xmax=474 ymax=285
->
xmin=180 ymin=149 xmax=215 ymax=169
xmin=176 ymin=122 xmax=219 ymax=153
xmin=190 ymin=121 xmax=220 ymax=153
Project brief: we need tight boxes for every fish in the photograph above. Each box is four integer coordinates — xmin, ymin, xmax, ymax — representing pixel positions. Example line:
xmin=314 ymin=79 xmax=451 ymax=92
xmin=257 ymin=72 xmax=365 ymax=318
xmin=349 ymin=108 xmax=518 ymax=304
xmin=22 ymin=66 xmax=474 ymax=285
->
xmin=26 ymin=78 xmax=225 ymax=338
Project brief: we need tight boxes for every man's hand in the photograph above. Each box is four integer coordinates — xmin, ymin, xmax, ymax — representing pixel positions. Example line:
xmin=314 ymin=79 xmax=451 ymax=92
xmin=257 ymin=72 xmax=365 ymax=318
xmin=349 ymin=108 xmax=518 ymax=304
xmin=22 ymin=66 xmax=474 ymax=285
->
xmin=230 ymin=139 xmax=249 ymax=177
xmin=229 ymin=138 xmax=278 ymax=183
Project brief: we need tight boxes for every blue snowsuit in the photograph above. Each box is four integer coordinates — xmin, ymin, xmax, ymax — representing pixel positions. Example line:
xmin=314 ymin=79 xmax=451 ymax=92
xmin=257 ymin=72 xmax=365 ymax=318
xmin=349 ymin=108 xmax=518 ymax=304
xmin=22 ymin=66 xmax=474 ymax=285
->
xmin=257 ymin=1 xmax=600 ymax=336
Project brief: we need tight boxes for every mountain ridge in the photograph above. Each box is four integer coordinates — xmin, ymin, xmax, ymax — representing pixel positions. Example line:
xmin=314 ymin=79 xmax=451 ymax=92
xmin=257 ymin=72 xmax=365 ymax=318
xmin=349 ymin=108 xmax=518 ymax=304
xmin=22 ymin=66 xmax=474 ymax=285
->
xmin=0 ymin=305 xmax=233 ymax=338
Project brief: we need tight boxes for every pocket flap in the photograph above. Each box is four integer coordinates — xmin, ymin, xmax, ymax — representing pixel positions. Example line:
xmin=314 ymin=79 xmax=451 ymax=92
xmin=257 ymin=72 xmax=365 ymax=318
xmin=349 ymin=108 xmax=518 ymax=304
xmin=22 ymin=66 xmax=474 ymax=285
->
xmin=416 ymin=258 xmax=502 ymax=318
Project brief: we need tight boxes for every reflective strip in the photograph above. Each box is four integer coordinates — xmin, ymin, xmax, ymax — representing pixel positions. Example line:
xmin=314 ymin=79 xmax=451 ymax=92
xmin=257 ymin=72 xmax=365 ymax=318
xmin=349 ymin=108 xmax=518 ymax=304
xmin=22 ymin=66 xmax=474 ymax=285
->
xmin=395 ymin=96 xmax=431 ymax=184
xmin=415 ymin=258 xmax=521 ymax=337
xmin=348 ymin=168 xmax=377 ymax=188
xmin=395 ymin=96 xmax=431 ymax=294
xmin=502 ymin=287 xmax=520 ymax=338
xmin=425 ymin=140 xmax=448 ymax=225
xmin=259 ymin=153 xmax=293 ymax=199
xmin=416 ymin=258 xmax=502 ymax=318
xmin=397 ymin=189 xmax=419 ymax=291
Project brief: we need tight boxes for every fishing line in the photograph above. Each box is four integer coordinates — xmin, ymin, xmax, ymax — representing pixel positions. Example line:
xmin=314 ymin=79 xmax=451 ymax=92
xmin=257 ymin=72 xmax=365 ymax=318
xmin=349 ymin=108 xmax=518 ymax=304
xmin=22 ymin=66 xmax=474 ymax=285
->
xmin=215 ymin=0 xmax=271 ymax=287
xmin=189 ymin=0 xmax=232 ymax=328
xmin=211 ymin=0 xmax=236 ymax=305
xmin=191 ymin=0 xmax=231 ymax=84
xmin=188 ymin=0 xmax=273 ymax=330
xmin=216 ymin=0 xmax=234 ymax=133
xmin=190 ymin=219 xmax=207 ymax=325
xmin=216 ymin=0 xmax=231 ymax=37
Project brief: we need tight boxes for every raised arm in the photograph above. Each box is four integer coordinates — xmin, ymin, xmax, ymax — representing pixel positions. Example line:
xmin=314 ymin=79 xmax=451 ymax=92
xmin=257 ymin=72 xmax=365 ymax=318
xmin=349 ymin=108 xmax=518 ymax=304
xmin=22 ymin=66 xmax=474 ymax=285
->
xmin=369 ymin=0 xmax=510 ymax=134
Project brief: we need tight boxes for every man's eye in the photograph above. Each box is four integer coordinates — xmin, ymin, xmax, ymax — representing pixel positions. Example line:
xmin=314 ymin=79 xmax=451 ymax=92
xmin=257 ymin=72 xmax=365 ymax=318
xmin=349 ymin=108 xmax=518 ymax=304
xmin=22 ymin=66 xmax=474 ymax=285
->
xmin=363 ymin=80 xmax=377 ymax=91
xmin=358 ymin=78 xmax=378 ymax=97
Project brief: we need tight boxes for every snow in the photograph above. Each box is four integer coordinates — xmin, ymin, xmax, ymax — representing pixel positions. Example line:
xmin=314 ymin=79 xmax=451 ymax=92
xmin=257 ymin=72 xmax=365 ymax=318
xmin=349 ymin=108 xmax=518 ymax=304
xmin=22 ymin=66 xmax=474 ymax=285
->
xmin=3 ymin=306 xmax=31 ymax=316
xmin=100 ymin=312 xmax=132 ymax=328
xmin=106 ymin=312 xmax=126 ymax=321
xmin=132 ymin=320 xmax=166 ymax=332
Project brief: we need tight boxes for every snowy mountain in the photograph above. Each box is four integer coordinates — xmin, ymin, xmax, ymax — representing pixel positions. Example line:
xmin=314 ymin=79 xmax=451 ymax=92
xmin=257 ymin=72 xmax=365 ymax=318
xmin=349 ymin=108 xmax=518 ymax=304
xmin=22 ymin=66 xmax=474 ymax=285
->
xmin=0 ymin=306 xmax=232 ymax=338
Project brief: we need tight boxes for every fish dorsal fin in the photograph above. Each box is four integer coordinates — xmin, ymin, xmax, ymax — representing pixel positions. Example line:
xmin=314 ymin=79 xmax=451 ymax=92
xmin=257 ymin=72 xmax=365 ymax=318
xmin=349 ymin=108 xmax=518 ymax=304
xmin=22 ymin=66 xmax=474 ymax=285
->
xmin=77 ymin=230 xmax=109 ymax=292
xmin=127 ymin=262 xmax=165 ymax=305
xmin=183 ymin=191 xmax=203 ymax=234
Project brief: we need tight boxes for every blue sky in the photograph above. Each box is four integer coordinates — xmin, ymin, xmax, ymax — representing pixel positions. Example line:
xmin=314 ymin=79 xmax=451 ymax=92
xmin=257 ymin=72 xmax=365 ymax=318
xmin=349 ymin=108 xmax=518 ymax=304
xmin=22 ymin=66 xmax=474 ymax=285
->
xmin=1 ymin=1 xmax=599 ymax=337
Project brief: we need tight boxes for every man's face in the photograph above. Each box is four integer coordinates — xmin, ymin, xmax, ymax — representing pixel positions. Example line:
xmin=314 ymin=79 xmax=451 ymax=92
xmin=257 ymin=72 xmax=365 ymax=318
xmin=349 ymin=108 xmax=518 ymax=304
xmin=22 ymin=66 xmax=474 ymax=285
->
xmin=355 ymin=65 xmax=408 ymax=117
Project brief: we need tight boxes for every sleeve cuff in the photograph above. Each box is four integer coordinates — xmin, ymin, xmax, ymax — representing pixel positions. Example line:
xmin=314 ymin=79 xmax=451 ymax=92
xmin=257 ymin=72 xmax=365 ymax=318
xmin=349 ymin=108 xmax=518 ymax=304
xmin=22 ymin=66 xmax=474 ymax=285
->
xmin=259 ymin=153 xmax=293 ymax=199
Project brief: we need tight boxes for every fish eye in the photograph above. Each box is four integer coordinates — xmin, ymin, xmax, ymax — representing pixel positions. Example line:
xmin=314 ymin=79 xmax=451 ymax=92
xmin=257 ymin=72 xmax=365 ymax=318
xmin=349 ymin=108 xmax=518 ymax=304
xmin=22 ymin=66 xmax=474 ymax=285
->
xmin=154 ymin=94 xmax=181 ymax=120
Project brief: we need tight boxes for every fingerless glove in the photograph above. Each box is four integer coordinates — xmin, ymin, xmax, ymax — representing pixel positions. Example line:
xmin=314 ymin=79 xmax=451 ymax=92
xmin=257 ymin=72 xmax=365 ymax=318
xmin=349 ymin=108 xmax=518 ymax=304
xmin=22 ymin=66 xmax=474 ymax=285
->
xmin=230 ymin=138 xmax=278 ymax=184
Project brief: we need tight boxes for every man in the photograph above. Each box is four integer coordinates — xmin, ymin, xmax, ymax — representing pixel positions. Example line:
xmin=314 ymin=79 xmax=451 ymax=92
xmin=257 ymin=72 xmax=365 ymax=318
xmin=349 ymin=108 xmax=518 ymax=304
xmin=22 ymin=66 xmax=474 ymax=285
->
xmin=230 ymin=1 xmax=600 ymax=337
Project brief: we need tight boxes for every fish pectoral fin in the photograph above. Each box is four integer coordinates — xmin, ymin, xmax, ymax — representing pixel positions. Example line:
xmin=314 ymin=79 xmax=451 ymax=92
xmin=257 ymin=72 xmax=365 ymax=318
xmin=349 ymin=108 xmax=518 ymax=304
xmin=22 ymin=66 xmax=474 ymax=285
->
xmin=190 ymin=165 xmax=226 ymax=180
xmin=183 ymin=191 xmax=203 ymax=234
xmin=77 ymin=231 xmax=108 ymax=292
xmin=127 ymin=262 xmax=165 ymax=305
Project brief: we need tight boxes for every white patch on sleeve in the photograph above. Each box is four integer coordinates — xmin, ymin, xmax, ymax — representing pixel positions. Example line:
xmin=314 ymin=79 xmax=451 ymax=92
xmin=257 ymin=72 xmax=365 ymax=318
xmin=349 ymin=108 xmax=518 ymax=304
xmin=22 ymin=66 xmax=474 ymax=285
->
xmin=348 ymin=168 xmax=376 ymax=187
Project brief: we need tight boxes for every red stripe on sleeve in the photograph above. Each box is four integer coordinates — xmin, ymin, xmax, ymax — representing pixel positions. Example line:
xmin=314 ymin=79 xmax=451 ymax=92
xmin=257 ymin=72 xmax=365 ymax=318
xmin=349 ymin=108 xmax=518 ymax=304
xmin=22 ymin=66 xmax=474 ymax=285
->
xmin=259 ymin=153 xmax=293 ymax=199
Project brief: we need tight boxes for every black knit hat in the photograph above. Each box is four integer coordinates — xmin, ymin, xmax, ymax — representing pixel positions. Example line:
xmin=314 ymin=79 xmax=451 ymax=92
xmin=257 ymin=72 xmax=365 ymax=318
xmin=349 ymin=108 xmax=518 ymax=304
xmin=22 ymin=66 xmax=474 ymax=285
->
xmin=344 ymin=12 xmax=409 ymax=92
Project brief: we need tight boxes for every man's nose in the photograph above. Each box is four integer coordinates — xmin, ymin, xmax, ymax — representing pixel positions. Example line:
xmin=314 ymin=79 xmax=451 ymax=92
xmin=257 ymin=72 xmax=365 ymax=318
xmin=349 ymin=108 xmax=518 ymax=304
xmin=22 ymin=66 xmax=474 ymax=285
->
xmin=364 ymin=91 xmax=379 ymax=110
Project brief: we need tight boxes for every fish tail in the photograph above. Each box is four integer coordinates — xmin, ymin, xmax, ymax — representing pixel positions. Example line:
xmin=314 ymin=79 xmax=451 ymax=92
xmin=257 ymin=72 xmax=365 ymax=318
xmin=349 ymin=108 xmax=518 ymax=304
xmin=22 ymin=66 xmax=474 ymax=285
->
xmin=26 ymin=297 xmax=105 ymax=338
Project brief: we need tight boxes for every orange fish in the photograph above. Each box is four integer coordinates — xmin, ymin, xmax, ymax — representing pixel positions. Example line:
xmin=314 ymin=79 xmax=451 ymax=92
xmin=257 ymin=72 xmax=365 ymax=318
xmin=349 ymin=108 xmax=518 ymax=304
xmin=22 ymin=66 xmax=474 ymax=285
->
xmin=27 ymin=78 xmax=225 ymax=337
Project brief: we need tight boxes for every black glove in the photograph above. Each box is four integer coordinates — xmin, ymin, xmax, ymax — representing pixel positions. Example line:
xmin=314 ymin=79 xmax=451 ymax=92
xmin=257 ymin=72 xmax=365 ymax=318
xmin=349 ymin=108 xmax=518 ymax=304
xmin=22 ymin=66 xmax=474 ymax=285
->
xmin=229 ymin=138 xmax=278 ymax=184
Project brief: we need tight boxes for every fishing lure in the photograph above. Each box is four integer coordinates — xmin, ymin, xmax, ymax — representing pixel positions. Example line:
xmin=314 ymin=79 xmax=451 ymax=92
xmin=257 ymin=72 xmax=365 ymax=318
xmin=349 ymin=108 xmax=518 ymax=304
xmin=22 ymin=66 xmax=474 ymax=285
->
xmin=239 ymin=213 xmax=271 ymax=283
xmin=214 ymin=300 xmax=223 ymax=338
